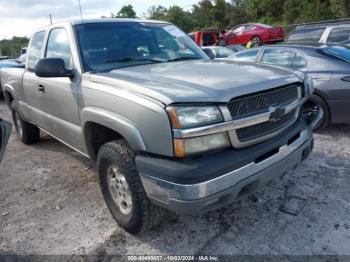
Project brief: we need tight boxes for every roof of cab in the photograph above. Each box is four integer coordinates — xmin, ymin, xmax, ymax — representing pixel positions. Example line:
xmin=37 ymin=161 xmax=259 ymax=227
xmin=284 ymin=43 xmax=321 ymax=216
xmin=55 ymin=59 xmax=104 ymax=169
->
xmin=70 ymin=18 xmax=171 ymax=26
xmin=32 ymin=18 xmax=171 ymax=34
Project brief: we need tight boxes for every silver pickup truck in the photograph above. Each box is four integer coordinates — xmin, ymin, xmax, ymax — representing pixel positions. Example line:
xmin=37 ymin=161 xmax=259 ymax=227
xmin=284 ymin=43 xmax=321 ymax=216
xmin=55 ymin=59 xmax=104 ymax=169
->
xmin=1 ymin=19 xmax=320 ymax=234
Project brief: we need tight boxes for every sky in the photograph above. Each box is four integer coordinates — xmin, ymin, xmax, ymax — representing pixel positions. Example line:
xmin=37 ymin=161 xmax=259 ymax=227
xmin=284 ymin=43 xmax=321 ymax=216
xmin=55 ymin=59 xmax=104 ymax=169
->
xmin=0 ymin=0 xmax=199 ymax=40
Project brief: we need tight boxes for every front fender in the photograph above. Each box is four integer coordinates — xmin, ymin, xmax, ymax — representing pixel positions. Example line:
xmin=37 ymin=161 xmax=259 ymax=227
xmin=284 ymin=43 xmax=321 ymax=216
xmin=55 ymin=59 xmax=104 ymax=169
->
xmin=81 ymin=107 xmax=146 ymax=159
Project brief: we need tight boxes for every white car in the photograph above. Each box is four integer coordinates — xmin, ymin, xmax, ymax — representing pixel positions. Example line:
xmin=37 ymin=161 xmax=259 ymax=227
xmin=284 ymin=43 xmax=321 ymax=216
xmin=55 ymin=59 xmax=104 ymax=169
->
xmin=287 ymin=24 xmax=350 ymax=44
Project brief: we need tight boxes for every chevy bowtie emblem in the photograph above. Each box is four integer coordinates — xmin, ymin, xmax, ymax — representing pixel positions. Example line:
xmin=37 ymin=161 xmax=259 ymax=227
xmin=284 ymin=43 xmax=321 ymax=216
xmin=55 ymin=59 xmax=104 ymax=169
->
xmin=269 ymin=105 xmax=285 ymax=122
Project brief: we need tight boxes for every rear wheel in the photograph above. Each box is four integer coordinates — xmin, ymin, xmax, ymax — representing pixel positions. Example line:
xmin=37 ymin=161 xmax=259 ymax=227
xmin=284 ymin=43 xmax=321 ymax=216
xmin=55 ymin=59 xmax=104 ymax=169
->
xmin=303 ymin=94 xmax=330 ymax=131
xmin=10 ymin=101 xmax=40 ymax=144
xmin=97 ymin=140 xmax=167 ymax=234
xmin=251 ymin=36 xmax=261 ymax=47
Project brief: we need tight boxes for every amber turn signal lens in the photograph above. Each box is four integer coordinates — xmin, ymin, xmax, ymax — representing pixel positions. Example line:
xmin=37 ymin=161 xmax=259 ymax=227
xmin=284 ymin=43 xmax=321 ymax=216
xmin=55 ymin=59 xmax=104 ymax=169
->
xmin=166 ymin=107 xmax=180 ymax=129
xmin=173 ymin=139 xmax=185 ymax=158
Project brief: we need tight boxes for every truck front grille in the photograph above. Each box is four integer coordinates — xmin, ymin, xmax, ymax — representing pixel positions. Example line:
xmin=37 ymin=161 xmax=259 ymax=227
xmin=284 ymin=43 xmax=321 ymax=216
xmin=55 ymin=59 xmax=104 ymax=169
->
xmin=236 ymin=110 xmax=296 ymax=142
xmin=228 ymin=84 xmax=299 ymax=120
xmin=227 ymin=83 xmax=302 ymax=148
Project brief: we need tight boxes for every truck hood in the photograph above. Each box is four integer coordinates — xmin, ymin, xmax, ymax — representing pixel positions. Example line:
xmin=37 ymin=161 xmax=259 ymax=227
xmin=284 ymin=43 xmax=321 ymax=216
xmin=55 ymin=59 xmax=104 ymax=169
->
xmin=89 ymin=60 xmax=303 ymax=105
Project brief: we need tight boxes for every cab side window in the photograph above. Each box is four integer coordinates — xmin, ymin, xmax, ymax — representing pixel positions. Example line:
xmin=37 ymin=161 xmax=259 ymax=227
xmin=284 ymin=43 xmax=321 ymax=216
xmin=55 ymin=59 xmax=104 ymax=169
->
xmin=233 ymin=50 xmax=259 ymax=62
xmin=27 ymin=31 xmax=45 ymax=71
xmin=262 ymin=49 xmax=295 ymax=67
xmin=46 ymin=28 xmax=73 ymax=69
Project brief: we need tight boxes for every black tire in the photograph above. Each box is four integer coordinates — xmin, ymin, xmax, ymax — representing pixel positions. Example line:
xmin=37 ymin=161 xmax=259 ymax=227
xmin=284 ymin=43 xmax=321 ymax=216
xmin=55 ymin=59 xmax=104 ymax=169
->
xmin=251 ymin=36 xmax=261 ymax=47
xmin=97 ymin=140 xmax=167 ymax=234
xmin=303 ymin=94 xmax=330 ymax=131
xmin=10 ymin=101 xmax=40 ymax=144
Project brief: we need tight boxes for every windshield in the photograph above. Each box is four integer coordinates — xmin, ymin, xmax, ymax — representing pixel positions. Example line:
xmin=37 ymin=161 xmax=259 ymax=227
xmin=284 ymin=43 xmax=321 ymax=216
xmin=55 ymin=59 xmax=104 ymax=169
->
xmin=319 ymin=45 xmax=350 ymax=63
xmin=75 ymin=22 xmax=207 ymax=72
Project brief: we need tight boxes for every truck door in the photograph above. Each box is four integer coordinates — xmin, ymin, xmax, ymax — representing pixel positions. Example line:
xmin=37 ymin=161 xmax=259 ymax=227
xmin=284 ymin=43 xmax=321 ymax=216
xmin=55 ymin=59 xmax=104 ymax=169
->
xmin=37 ymin=27 xmax=84 ymax=152
xmin=22 ymin=30 xmax=46 ymax=124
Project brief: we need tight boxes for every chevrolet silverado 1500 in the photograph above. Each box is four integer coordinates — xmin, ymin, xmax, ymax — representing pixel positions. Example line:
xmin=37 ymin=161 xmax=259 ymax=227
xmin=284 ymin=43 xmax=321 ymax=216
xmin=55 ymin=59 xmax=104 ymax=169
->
xmin=0 ymin=19 xmax=320 ymax=234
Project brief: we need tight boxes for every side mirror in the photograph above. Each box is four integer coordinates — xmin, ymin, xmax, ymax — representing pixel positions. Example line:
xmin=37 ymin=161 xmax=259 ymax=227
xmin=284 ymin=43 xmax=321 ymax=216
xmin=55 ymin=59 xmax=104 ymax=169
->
xmin=0 ymin=119 xmax=12 ymax=163
xmin=35 ymin=58 xmax=74 ymax=78
xmin=203 ymin=49 xmax=215 ymax=59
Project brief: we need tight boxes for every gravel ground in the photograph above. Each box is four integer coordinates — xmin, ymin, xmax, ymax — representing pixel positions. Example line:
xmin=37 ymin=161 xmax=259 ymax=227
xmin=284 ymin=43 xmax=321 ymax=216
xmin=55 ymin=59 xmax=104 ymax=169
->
xmin=0 ymin=99 xmax=350 ymax=257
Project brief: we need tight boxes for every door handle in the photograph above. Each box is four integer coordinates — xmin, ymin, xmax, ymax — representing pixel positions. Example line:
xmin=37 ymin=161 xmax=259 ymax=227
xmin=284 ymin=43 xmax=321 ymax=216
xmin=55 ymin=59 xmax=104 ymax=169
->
xmin=38 ymin=84 xmax=45 ymax=92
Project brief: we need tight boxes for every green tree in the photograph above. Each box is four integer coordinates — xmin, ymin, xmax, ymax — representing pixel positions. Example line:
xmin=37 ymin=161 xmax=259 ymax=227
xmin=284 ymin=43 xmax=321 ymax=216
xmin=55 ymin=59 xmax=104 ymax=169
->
xmin=113 ymin=4 xmax=137 ymax=18
xmin=0 ymin=36 xmax=29 ymax=58
xmin=192 ymin=0 xmax=215 ymax=28
xmin=147 ymin=5 xmax=195 ymax=32
xmin=330 ymin=0 xmax=350 ymax=18
xmin=166 ymin=6 xmax=195 ymax=32
xmin=147 ymin=5 xmax=168 ymax=20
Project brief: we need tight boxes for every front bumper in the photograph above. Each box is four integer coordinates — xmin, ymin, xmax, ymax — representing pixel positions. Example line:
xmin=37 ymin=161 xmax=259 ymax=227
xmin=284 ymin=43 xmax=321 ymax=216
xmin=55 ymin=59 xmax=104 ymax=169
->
xmin=137 ymin=124 xmax=314 ymax=214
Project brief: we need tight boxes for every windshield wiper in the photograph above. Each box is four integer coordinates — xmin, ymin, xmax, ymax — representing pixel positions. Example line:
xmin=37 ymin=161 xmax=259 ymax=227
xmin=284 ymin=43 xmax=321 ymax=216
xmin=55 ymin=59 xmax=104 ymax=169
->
xmin=167 ymin=57 xmax=201 ymax=62
xmin=106 ymin=57 xmax=166 ymax=64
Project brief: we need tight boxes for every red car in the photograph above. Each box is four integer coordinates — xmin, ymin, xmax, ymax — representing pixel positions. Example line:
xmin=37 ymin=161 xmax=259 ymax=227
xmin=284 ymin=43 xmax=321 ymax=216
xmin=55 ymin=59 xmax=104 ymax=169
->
xmin=221 ymin=23 xmax=284 ymax=46
xmin=189 ymin=29 xmax=219 ymax=46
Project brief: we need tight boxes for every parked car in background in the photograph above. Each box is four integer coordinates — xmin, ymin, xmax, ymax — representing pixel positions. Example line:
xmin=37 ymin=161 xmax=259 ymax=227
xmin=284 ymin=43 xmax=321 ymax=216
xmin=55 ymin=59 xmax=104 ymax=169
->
xmin=189 ymin=29 xmax=220 ymax=46
xmin=0 ymin=56 xmax=9 ymax=60
xmin=0 ymin=59 xmax=25 ymax=98
xmin=1 ymin=18 xmax=318 ymax=234
xmin=287 ymin=24 xmax=350 ymax=44
xmin=228 ymin=44 xmax=350 ymax=130
xmin=340 ymin=39 xmax=350 ymax=47
xmin=225 ymin=44 xmax=245 ymax=52
xmin=221 ymin=23 xmax=284 ymax=46
xmin=202 ymin=46 xmax=235 ymax=59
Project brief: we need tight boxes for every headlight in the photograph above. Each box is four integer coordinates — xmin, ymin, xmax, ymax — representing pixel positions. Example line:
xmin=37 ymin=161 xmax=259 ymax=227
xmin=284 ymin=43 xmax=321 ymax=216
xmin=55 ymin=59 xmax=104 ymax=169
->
xmin=174 ymin=133 xmax=230 ymax=157
xmin=167 ymin=106 xmax=230 ymax=157
xmin=166 ymin=106 xmax=223 ymax=129
xmin=304 ymin=74 xmax=314 ymax=96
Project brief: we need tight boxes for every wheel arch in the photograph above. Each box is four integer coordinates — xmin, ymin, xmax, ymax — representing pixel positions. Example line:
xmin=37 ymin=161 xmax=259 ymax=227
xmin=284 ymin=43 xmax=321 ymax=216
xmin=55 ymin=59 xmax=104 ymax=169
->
xmin=81 ymin=107 xmax=146 ymax=161
xmin=3 ymin=84 xmax=15 ymax=108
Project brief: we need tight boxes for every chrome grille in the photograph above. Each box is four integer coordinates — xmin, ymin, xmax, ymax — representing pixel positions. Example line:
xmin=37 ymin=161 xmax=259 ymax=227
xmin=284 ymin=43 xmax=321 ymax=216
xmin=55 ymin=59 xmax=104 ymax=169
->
xmin=227 ymin=83 xmax=303 ymax=148
xmin=228 ymin=84 xmax=300 ymax=120
xmin=236 ymin=110 xmax=296 ymax=142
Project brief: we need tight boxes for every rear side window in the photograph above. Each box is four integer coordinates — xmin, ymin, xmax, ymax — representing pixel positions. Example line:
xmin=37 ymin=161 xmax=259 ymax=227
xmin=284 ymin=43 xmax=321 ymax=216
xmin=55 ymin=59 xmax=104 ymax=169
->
xmin=231 ymin=26 xmax=245 ymax=34
xmin=46 ymin=28 xmax=73 ymax=69
xmin=245 ymin=25 xmax=256 ymax=31
xmin=233 ymin=50 xmax=258 ymax=62
xmin=27 ymin=31 xmax=45 ymax=71
xmin=202 ymin=33 xmax=215 ymax=45
xmin=287 ymin=27 xmax=326 ymax=43
xmin=328 ymin=27 xmax=350 ymax=43
xmin=262 ymin=49 xmax=295 ymax=66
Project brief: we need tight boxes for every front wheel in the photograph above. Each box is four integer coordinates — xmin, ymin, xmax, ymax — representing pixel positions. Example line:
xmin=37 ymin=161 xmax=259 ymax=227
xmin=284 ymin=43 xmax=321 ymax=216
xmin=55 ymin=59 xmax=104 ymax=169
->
xmin=97 ymin=140 xmax=167 ymax=234
xmin=302 ymin=95 xmax=330 ymax=131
